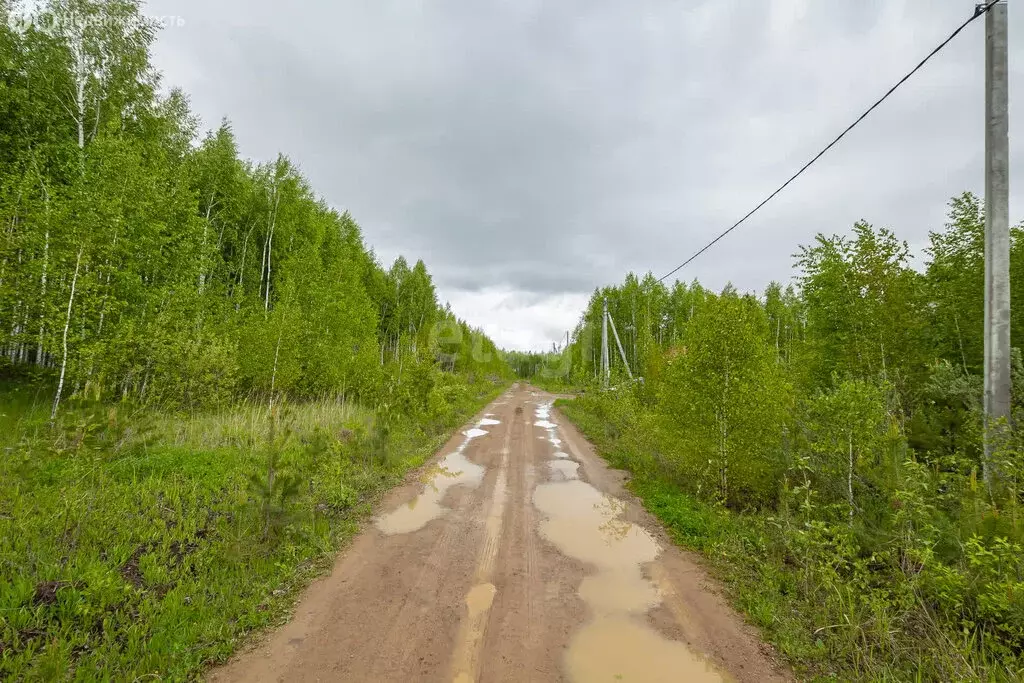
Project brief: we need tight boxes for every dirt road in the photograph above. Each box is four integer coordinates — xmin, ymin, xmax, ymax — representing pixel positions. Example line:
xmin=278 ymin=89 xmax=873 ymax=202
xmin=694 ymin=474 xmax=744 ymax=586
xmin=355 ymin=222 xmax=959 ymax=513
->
xmin=211 ymin=385 xmax=790 ymax=682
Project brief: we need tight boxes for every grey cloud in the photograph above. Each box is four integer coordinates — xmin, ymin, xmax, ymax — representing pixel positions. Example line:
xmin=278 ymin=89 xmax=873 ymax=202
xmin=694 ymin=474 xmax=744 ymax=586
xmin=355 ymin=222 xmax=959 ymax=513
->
xmin=147 ymin=0 xmax=1024 ymax=348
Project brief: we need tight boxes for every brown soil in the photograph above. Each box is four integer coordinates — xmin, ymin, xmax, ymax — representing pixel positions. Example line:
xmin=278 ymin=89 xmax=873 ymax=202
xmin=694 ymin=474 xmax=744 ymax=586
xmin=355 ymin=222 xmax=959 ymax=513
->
xmin=209 ymin=385 xmax=791 ymax=683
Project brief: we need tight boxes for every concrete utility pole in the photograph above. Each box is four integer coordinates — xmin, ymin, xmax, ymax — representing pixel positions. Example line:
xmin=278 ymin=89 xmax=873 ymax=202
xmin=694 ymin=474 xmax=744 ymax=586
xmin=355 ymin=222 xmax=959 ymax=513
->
xmin=608 ymin=313 xmax=634 ymax=380
xmin=601 ymin=298 xmax=610 ymax=387
xmin=983 ymin=0 xmax=1011 ymax=489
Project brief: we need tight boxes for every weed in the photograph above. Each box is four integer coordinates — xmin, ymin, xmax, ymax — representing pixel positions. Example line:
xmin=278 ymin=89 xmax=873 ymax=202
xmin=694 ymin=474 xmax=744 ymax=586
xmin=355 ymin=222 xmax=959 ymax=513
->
xmin=0 ymin=380 xmax=506 ymax=680
xmin=559 ymin=396 xmax=1024 ymax=682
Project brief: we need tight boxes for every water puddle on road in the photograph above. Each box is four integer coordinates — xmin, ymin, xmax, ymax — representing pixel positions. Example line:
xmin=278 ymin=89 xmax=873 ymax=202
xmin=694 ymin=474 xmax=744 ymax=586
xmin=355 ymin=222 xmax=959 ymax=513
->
xmin=377 ymin=415 xmax=504 ymax=535
xmin=535 ymin=404 xmax=553 ymax=422
xmin=568 ymin=617 xmax=721 ymax=683
xmin=376 ymin=417 xmax=501 ymax=535
xmin=548 ymin=460 xmax=579 ymax=481
xmin=534 ymin=401 xmax=562 ymax=446
xmin=465 ymin=582 xmax=497 ymax=617
xmin=533 ymin=479 xmax=723 ymax=682
xmin=452 ymin=581 xmax=499 ymax=683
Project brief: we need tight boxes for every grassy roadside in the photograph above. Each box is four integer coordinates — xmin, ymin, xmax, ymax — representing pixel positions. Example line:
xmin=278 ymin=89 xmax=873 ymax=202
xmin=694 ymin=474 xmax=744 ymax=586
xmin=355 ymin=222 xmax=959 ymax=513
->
xmin=0 ymin=379 xmax=506 ymax=681
xmin=558 ymin=397 xmax=871 ymax=682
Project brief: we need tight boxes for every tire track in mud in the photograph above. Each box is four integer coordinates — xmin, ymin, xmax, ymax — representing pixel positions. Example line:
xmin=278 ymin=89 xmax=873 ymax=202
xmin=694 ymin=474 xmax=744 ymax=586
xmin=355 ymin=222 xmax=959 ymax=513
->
xmin=375 ymin=421 xmax=502 ymax=682
xmin=449 ymin=413 xmax=512 ymax=682
xmin=521 ymin=401 xmax=542 ymax=668
xmin=208 ymin=386 xmax=791 ymax=683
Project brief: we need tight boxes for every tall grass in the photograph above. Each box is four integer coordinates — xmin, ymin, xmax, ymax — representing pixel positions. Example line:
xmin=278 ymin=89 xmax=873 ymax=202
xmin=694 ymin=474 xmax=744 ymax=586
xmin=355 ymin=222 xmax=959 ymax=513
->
xmin=156 ymin=396 xmax=370 ymax=450
xmin=0 ymin=379 xmax=505 ymax=680
xmin=559 ymin=396 xmax=1024 ymax=683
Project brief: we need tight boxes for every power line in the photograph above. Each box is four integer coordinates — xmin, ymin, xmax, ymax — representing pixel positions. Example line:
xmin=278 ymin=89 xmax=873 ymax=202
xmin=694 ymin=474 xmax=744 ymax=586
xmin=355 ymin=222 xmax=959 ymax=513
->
xmin=657 ymin=0 xmax=1003 ymax=284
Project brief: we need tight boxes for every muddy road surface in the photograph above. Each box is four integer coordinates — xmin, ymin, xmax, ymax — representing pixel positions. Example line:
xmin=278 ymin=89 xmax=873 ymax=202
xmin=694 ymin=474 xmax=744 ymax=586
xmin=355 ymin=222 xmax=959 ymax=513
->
xmin=211 ymin=385 xmax=790 ymax=683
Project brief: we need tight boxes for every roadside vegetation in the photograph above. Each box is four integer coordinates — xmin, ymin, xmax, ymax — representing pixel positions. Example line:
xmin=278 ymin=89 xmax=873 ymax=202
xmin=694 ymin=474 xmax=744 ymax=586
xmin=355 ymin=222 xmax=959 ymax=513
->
xmin=505 ymin=349 xmax=575 ymax=393
xmin=0 ymin=1 xmax=509 ymax=679
xmin=0 ymin=379 xmax=502 ymax=680
xmin=554 ymin=196 xmax=1024 ymax=681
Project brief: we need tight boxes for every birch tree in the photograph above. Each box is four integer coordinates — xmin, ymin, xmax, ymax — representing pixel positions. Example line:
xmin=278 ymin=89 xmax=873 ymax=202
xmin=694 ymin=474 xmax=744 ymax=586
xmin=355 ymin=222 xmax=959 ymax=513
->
xmin=659 ymin=290 xmax=790 ymax=508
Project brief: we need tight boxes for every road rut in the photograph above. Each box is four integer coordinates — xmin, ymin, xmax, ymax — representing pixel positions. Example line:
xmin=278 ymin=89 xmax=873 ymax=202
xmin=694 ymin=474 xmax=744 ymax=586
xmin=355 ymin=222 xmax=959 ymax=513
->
xmin=210 ymin=385 xmax=790 ymax=682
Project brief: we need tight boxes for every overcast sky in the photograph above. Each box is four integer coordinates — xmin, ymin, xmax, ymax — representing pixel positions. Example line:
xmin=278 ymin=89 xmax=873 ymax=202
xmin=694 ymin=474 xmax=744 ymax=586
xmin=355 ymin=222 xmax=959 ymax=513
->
xmin=145 ymin=0 xmax=1023 ymax=351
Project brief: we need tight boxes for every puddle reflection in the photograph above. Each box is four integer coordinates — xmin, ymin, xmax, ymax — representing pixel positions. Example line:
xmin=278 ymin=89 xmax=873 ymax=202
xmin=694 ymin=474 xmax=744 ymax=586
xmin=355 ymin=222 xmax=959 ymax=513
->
xmin=377 ymin=414 xmax=500 ymax=535
xmin=533 ymin=479 xmax=723 ymax=682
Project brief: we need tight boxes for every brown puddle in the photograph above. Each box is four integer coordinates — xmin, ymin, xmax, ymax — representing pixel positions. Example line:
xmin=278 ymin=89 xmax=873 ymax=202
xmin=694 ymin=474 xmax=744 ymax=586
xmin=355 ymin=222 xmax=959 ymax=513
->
xmin=567 ymin=616 xmax=721 ymax=682
xmin=533 ymin=479 xmax=724 ymax=682
xmin=548 ymin=459 xmax=580 ymax=481
xmin=376 ymin=450 xmax=484 ymax=535
xmin=465 ymin=582 xmax=496 ymax=616
xmin=450 ymin=422 xmax=512 ymax=683
xmin=464 ymin=581 xmax=495 ymax=618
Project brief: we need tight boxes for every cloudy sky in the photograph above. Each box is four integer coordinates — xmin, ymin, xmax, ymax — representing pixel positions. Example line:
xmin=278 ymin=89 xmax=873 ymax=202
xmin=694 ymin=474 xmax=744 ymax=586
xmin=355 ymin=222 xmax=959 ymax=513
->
xmin=144 ymin=0 xmax=1024 ymax=351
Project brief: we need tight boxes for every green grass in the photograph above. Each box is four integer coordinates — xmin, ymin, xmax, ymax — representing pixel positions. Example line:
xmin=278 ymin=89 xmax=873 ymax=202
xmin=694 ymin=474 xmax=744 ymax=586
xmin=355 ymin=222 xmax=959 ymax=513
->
xmin=556 ymin=400 xmax=823 ymax=672
xmin=557 ymin=397 xmax=1024 ymax=682
xmin=0 ymin=380 xmax=506 ymax=681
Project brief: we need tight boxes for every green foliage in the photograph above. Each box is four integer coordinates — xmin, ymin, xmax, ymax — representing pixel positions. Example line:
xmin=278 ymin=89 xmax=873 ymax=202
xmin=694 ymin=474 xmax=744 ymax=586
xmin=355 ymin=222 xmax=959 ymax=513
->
xmin=797 ymin=379 xmax=894 ymax=525
xmin=658 ymin=290 xmax=790 ymax=509
xmin=504 ymin=348 xmax=574 ymax=390
xmin=557 ymin=196 xmax=1024 ymax=681
xmin=565 ymin=394 xmax=1024 ymax=681
xmin=0 ymin=1 xmax=508 ymax=413
xmin=796 ymin=222 xmax=928 ymax=397
xmin=247 ymin=411 xmax=303 ymax=542
xmin=0 ymin=379 xmax=505 ymax=680
xmin=0 ymin=3 xmax=514 ymax=677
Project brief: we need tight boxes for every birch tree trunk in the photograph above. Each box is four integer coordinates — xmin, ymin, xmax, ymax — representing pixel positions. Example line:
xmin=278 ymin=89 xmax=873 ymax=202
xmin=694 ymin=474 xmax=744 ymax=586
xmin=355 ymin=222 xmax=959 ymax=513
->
xmin=37 ymin=229 xmax=48 ymax=365
xmin=51 ymin=247 xmax=83 ymax=422
xmin=34 ymin=156 xmax=51 ymax=366
xmin=720 ymin=366 xmax=730 ymax=502
xmin=718 ymin=410 xmax=728 ymax=502
xmin=259 ymin=223 xmax=269 ymax=304
xmin=954 ymin=313 xmax=968 ymax=373
xmin=263 ymin=187 xmax=280 ymax=315
xmin=268 ymin=326 xmax=283 ymax=411
xmin=8 ymin=300 xmax=21 ymax=361
xmin=847 ymin=431 xmax=855 ymax=526
xmin=236 ymin=220 xmax=256 ymax=305
xmin=199 ymin=193 xmax=214 ymax=293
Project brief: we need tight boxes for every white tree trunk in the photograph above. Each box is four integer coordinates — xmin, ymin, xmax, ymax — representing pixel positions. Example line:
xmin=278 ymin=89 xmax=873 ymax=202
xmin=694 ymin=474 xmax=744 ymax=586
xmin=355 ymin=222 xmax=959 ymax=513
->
xmin=9 ymin=299 xmax=22 ymax=361
xmin=19 ymin=308 xmax=29 ymax=362
xmin=718 ymin=411 xmax=728 ymax=501
xmin=72 ymin=32 xmax=87 ymax=154
xmin=719 ymin=367 xmax=730 ymax=502
xmin=268 ymin=326 xmax=283 ymax=411
xmin=847 ymin=431 xmax=855 ymax=526
xmin=199 ymin=192 xmax=214 ymax=293
xmin=34 ymin=158 xmax=51 ymax=365
xmin=51 ymin=248 xmax=83 ymax=422
xmin=36 ymin=229 xmax=49 ymax=365
xmin=96 ymin=269 xmax=112 ymax=337
xmin=263 ymin=227 xmax=273 ymax=313
xmin=954 ymin=314 xmax=969 ymax=373
xmin=236 ymin=220 xmax=256 ymax=304
xmin=259 ymin=226 xmax=268 ymax=302
xmin=263 ymin=190 xmax=280 ymax=314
